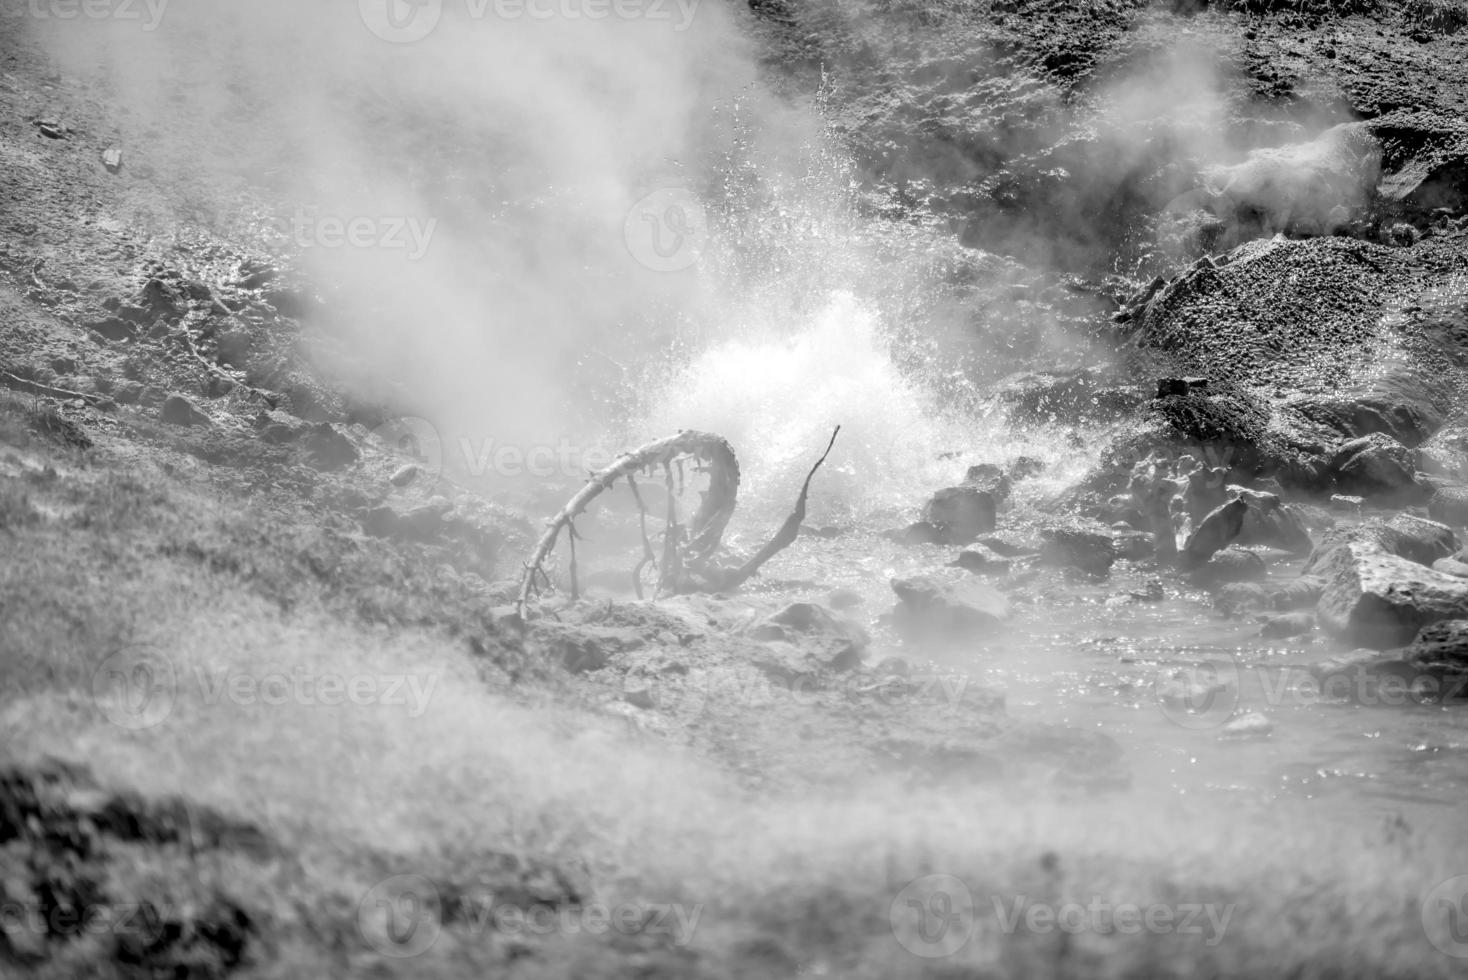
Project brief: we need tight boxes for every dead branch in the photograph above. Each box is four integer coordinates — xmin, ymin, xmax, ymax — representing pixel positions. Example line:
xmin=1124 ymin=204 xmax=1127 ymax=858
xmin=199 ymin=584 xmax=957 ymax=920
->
xmin=516 ymin=425 xmax=844 ymax=618
xmin=0 ymin=370 xmax=102 ymax=406
xmin=516 ymin=429 xmax=739 ymax=617
xmin=712 ymin=425 xmax=841 ymax=591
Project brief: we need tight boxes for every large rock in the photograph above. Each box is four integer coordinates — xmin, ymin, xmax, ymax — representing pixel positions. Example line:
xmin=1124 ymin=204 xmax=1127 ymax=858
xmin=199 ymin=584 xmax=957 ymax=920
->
xmin=1417 ymin=425 xmax=1468 ymax=480
xmin=1038 ymin=522 xmax=1115 ymax=576
xmin=1302 ymin=514 xmax=1459 ymax=576
xmin=1317 ymin=543 xmax=1468 ymax=649
xmin=1181 ymin=499 xmax=1247 ymax=567
xmin=1329 ymin=433 xmax=1427 ymax=502
xmin=1428 ymin=484 xmax=1468 ymax=528
xmin=919 ymin=486 xmax=997 ymax=543
xmin=160 ymin=394 xmax=209 ymax=427
xmin=953 ymin=544 xmax=1012 ymax=576
xmin=748 ymin=602 xmax=868 ymax=671
xmin=890 ymin=575 xmax=1009 ymax=641
xmin=1232 ymin=488 xmax=1313 ymax=554
xmin=1187 ymin=546 xmax=1267 ymax=587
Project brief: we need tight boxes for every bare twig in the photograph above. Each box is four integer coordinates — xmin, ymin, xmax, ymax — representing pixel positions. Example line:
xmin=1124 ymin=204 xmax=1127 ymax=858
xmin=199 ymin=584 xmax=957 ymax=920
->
xmin=0 ymin=370 xmax=102 ymax=406
xmin=716 ymin=425 xmax=841 ymax=591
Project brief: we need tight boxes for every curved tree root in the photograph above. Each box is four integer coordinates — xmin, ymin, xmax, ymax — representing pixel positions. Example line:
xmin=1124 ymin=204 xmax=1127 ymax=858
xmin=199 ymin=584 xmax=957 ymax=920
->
xmin=515 ymin=425 xmax=840 ymax=617
xmin=516 ymin=430 xmax=739 ymax=617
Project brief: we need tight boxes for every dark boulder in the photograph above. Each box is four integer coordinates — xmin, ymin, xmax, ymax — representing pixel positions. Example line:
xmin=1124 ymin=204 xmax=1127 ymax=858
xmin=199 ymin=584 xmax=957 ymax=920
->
xmin=1038 ymin=522 xmax=1115 ymax=576
xmin=1317 ymin=544 xmax=1468 ymax=648
xmin=160 ymin=394 xmax=210 ymax=427
xmin=1187 ymin=546 xmax=1267 ymax=587
xmin=953 ymin=544 xmax=1012 ymax=576
xmin=1303 ymin=514 xmax=1460 ymax=576
xmin=1429 ymin=484 xmax=1468 ymax=528
xmin=1181 ymin=499 xmax=1247 ymax=568
xmin=919 ymin=486 xmax=998 ymax=543
xmin=1329 ymin=433 xmax=1428 ymax=502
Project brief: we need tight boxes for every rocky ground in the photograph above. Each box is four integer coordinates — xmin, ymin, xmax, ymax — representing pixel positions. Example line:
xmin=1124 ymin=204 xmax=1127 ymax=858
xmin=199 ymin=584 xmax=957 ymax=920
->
xmin=4 ymin=1 xmax=1468 ymax=978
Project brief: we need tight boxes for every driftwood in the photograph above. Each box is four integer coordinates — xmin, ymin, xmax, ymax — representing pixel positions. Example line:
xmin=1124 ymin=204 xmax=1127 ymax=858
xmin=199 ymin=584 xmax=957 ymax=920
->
xmin=515 ymin=426 xmax=839 ymax=617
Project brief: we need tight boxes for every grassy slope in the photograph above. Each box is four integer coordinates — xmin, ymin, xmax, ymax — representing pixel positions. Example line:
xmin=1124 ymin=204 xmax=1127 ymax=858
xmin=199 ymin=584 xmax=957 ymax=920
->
xmin=2 ymin=2 xmax=1468 ymax=978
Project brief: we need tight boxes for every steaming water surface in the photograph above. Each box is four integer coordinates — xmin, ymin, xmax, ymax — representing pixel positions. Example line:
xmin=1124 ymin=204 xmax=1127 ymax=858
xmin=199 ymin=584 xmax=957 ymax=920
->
xmin=626 ymin=285 xmax=1468 ymax=843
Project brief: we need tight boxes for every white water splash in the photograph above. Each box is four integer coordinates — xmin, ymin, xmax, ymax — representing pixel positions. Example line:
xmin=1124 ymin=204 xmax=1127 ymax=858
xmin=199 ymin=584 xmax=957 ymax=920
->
xmin=635 ymin=290 xmax=1092 ymax=528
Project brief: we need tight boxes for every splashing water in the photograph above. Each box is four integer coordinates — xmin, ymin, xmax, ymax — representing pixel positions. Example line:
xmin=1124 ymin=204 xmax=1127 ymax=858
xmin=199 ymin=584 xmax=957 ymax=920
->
xmin=635 ymin=289 xmax=1095 ymax=529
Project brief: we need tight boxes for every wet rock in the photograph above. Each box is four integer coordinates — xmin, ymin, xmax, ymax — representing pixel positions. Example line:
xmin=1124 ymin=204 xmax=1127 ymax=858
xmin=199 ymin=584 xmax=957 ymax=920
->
xmin=101 ymin=146 xmax=123 ymax=173
xmin=1428 ymin=484 xmax=1468 ymax=528
xmin=976 ymin=533 xmax=1039 ymax=557
xmin=34 ymin=117 xmax=69 ymax=139
xmin=234 ymin=260 xmax=278 ymax=290
xmin=303 ymin=423 xmax=358 ymax=470
xmin=994 ymin=368 xmax=1146 ymax=425
xmin=214 ymin=325 xmax=255 ymax=369
xmin=1008 ymin=456 xmax=1046 ymax=481
xmin=881 ymin=521 xmax=946 ymax=546
xmin=1220 ymin=712 xmax=1273 ymax=738
xmin=1369 ymin=110 xmax=1468 ymax=215
xmin=1307 ymin=625 xmax=1468 ymax=705
xmin=1417 ymin=425 xmax=1468 ymax=480
xmin=1303 ymin=514 xmax=1460 ymax=576
xmin=1181 ymin=498 xmax=1247 ymax=568
xmin=253 ymin=409 xmax=308 ymax=445
xmin=1156 ymin=377 xmax=1209 ymax=398
xmin=1038 ymin=522 xmax=1114 ymax=576
xmin=953 ymin=544 xmax=1012 ymax=575
xmin=390 ymin=463 xmax=422 ymax=486
xmin=1400 ymin=620 xmax=1468 ymax=693
xmin=1270 ymin=576 xmax=1328 ymax=610
xmin=140 ymin=278 xmax=185 ymax=322
xmin=1433 ymin=556 xmax=1468 ymax=579
xmin=1111 ymin=529 xmax=1155 ymax=561
xmin=1290 ymin=373 xmax=1447 ymax=450
xmin=160 ymin=394 xmax=209 ymax=427
xmin=1188 ymin=546 xmax=1267 ymax=586
xmin=962 ymin=463 xmax=1012 ymax=503
xmin=920 ymin=485 xmax=997 ymax=543
xmin=1330 ymin=433 xmax=1428 ymax=502
xmin=749 ymin=602 xmax=868 ymax=671
xmin=1261 ymin=612 xmax=1315 ymax=638
xmin=890 ymin=574 xmax=1009 ymax=641
xmin=1216 ymin=582 xmax=1270 ymax=616
xmin=1232 ymin=487 xmax=1314 ymax=554
xmin=1318 ymin=544 xmax=1468 ymax=648
xmin=85 ymin=316 xmax=135 ymax=342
